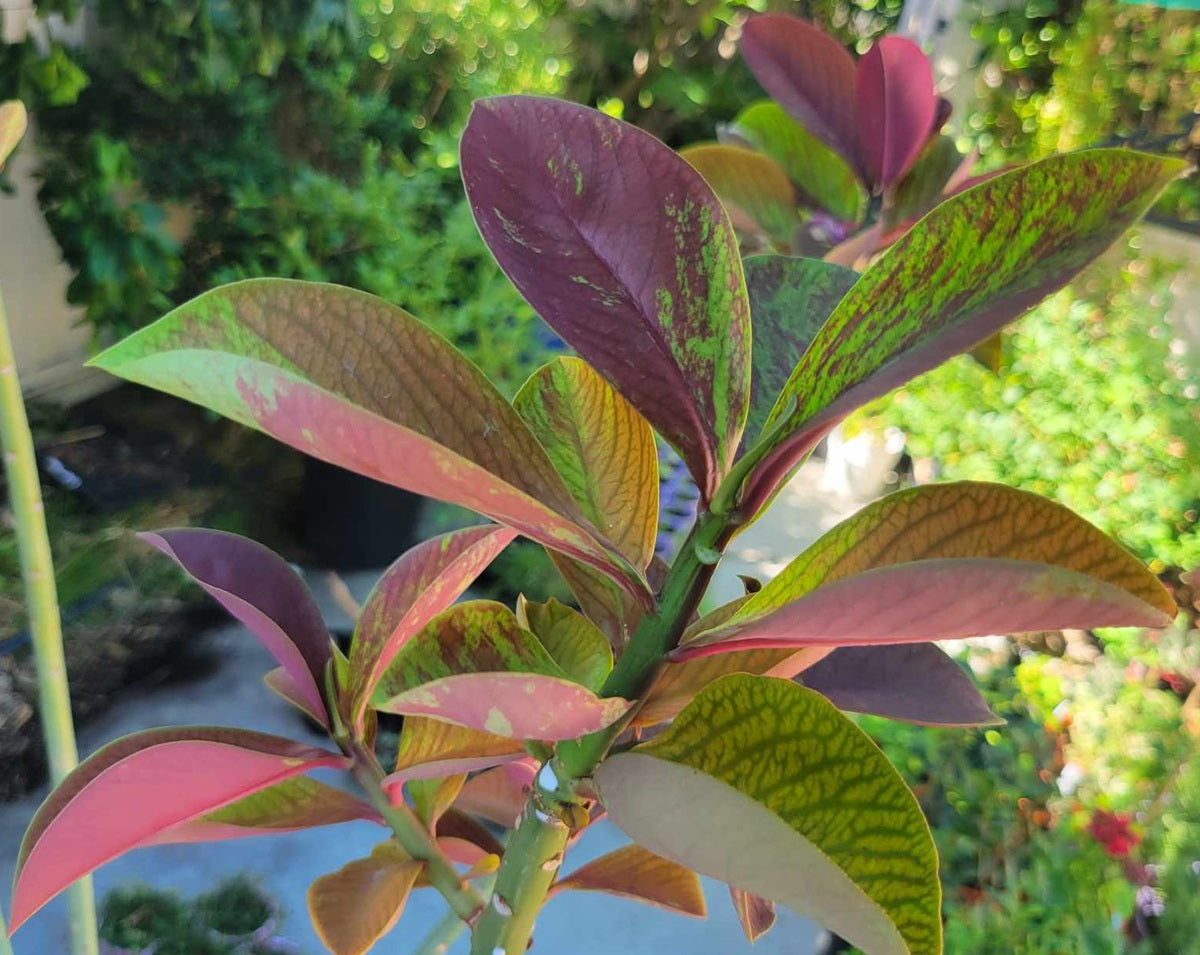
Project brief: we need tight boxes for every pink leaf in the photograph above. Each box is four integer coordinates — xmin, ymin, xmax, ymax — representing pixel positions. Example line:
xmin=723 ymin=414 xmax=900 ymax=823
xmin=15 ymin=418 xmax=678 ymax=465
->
xmin=855 ymin=36 xmax=938 ymax=191
xmin=452 ymin=759 xmax=538 ymax=829
xmin=11 ymin=728 xmax=345 ymax=931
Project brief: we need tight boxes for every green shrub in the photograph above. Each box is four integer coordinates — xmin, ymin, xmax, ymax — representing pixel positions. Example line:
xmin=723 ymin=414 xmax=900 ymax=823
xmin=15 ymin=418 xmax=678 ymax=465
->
xmin=873 ymin=251 xmax=1200 ymax=572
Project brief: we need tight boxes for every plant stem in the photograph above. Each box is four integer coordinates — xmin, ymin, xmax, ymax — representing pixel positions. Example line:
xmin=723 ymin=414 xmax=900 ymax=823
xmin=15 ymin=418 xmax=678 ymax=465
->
xmin=410 ymin=874 xmax=496 ymax=955
xmin=348 ymin=745 xmax=484 ymax=924
xmin=468 ymin=798 xmax=569 ymax=955
xmin=0 ymin=291 xmax=99 ymax=955
xmin=0 ymin=904 xmax=15 ymax=955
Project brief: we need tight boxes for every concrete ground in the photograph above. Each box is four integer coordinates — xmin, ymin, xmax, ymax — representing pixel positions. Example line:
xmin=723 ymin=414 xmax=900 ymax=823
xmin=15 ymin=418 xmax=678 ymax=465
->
xmin=1 ymin=461 xmax=861 ymax=955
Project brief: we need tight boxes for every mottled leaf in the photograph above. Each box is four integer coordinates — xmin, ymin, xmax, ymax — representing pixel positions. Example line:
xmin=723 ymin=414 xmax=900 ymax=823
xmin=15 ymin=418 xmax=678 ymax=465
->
xmin=514 ymin=357 xmax=658 ymax=568
xmin=149 ymin=776 xmax=380 ymax=845
xmin=732 ymin=101 xmax=865 ymax=222
xmin=307 ymin=843 xmax=422 ymax=955
xmin=517 ymin=596 xmax=613 ymax=691
xmin=730 ymin=887 xmax=776 ymax=944
xmin=348 ymin=525 xmax=517 ymax=721
xmin=680 ymin=143 xmax=798 ymax=244
xmin=0 ymin=100 xmax=27 ymax=169
xmin=740 ymin=17 xmax=858 ymax=167
xmin=553 ymin=844 xmax=707 ymax=917
xmin=800 ymin=644 xmax=1000 ymax=726
xmin=742 ymin=256 xmax=858 ymax=448
xmin=855 ymin=36 xmax=937 ymax=190
xmin=462 ymin=95 xmax=752 ymax=502
xmin=11 ymin=728 xmax=345 ymax=930
xmin=550 ymin=559 xmax=644 ymax=648
xmin=372 ymin=601 xmax=631 ymax=740
xmin=679 ymin=482 xmax=1174 ymax=658
xmin=386 ymin=717 xmax=524 ymax=788
xmin=142 ymin=529 xmax=331 ymax=726
xmin=453 ymin=759 xmax=538 ymax=828
xmin=743 ymin=150 xmax=1186 ymax=514
xmin=89 ymin=280 xmax=647 ymax=603
xmin=596 ymin=675 xmax=941 ymax=955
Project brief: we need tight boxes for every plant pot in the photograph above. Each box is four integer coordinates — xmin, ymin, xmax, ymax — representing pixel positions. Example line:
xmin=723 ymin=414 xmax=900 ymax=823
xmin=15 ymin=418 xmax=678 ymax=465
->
xmin=301 ymin=458 xmax=424 ymax=569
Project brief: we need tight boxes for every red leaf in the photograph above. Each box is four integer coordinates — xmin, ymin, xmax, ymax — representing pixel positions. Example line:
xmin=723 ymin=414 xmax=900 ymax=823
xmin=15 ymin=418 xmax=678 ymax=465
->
xmin=11 ymin=728 xmax=345 ymax=931
xmin=739 ymin=15 xmax=859 ymax=166
xmin=462 ymin=96 xmax=751 ymax=502
xmin=730 ymin=886 xmax=776 ymax=943
xmin=452 ymin=759 xmax=537 ymax=829
xmin=142 ymin=529 xmax=331 ymax=725
xmin=854 ymin=36 xmax=937 ymax=190
xmin=348 ymin=525 xmax=517 ymax=721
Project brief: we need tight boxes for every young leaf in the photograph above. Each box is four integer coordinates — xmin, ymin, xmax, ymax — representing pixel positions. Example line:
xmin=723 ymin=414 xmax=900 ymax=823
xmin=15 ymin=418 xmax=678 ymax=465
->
xmin=678 ymin=482 xmax=1174 ymax=660
xmin=729 ymin=887 xmax=776 ymax=944
xmin=731 ymin=101 xmax=865 ymax=222
xmin=386 ymin=717 xmax=524 ymax=788
xmin=514 ymin=356 xmax=659 ymax=568
xmin=462 ymin=95 xmax=752 ymax=502
xmin=307 ymin=843 xmax=422 ymax=955
xmin=372 ymin=601 xmax=631 ymax=739
xmin=739 ymin=16 xmax=859 ymax=168
xmin=742 ymin=256 xmax=858 ymax=448
xmin=11 ymin=728 xmax=346 ymax=931
xmin=742 ymin=149 xmax=1186 ymax=515
xmin=347 ymin=525 xmax=518 ymax=719
xmin=553 ymin=844 xmax=707 ymax=918
xmin=854 ymin=36 xmax=937 ymax=191
xmin=263 ymin=666 xmax=325 ymax=724
xmin=408 ymin=775 xmax=466 ymax=829
xmin=679 ymin=143 xmax=798 ymax=244
xmin=517 ymin=596 xmax=613 ymax=691
xmin=596 ymin=674 xmax=941 ymax=955
xmin=0 ymin=100 xmax=27 ymax=169
xmin=89 ymin=280 xmax=648 ymax=603
xmin=800 ymin=645 xmax=1001 ymax=727
xmin=142 ymin=529 xmax=332 ymax=726
xmin=453 ymin=759 xmax=538 ymax=828
xmin=148 ymin=777 xmax=380 ymax=844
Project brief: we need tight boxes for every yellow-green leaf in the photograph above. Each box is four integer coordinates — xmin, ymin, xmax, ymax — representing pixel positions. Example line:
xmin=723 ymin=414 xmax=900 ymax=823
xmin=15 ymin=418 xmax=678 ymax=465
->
xmin=408 ymin=774 xmax=466 ymax=829
xmin=515 ymin=357 xmax=659 ymax=570
xmin=595 ymin=674 xmax=941 ymax=955
xmin=306 ymin=843 xmax=422 ymax=955
xmin=554 ymin=844 xmax=707 ymax=917
xmin=517 ymin=596 xmax=613 ymax=691
xmin=0 ymin=101 xmax=27 ymax=169
xmin=681 ymin=143 xmax=798 ymax=245
xmin=387 ymin=717 xmax=524 ymax=787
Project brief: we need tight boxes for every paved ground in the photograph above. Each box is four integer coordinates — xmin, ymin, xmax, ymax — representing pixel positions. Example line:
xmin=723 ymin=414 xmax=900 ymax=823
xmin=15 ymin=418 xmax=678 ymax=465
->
xmin=1 ymin=460 xmax=861 ymax=955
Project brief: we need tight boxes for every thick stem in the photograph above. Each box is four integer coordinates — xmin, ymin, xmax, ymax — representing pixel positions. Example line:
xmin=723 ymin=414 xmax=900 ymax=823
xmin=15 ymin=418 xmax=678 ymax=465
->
xmin=468 ymin=798 xmax=570 ymax=955
xmin=0 ymin=292 xmax=99 ymax=955
xmin=349 ymin=747 xmax=484 ymax=923
xmin=410 ymin=875 xmax=496 ymax=955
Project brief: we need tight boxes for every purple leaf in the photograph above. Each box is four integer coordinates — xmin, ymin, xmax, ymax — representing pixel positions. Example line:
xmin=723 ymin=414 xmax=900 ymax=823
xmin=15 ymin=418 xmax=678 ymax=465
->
xmin=462 ymin=95 xmax=751 ymax=502
xmin=142 ymin=529 xmax=331 ymax=726
xmin=854 ymin=36 xmax=938 ymax=190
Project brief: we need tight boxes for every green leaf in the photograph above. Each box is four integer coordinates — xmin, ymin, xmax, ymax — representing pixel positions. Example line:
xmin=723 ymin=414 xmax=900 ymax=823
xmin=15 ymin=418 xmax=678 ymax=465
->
xmin=517 ymin=596 xmax=613 ymax=691
xmin=742 ymin=150 xmax=1185 ymax=515
xmin=595 ymin=674 xmax=941 ymax=955
xmin=732 ymin=101 xmax=865 ymax=222
xmin=680 ymin=143 xmax=798 ymax=245
xmin=88 ymin=279 xmax=648 ymax=605
xmin=742 ymin=255 xmax=858 ymax=449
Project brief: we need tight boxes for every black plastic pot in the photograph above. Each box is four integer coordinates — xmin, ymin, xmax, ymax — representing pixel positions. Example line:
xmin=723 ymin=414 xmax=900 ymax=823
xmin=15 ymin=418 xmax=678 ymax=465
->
xmin=301 ymin=459 xmax=424 ymax=570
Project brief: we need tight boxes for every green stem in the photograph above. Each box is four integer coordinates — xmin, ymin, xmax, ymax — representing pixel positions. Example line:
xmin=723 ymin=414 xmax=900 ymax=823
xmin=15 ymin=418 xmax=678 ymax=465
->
xmin=349 ymin=746 xmax=484 ymax=924
xmin=410 ymin=875 xmax=496 ymax=955
xmin=468 ymin=795 xmax=570 ymax=955
xmin=0 ymin=292 xmax=98 ymax=955
xmin=1 ymin=904 xmax=16 ymax=955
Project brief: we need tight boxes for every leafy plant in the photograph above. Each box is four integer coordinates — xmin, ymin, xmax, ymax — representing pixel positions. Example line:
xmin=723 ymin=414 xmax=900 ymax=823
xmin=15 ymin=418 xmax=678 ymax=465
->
xmin=6 ymin=94 xmax=1184 ymax=955
xmin=679 ymin=15 xmax=983 ymax=266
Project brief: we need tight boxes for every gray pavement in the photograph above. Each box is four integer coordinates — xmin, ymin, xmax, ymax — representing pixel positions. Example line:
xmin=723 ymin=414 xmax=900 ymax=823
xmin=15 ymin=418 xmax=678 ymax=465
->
xmin=1 ymin=461 xmax=859 ymax=954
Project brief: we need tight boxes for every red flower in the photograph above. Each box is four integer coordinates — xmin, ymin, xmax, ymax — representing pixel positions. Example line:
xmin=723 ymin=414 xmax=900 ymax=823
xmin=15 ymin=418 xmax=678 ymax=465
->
xmin=1088 ymin=810 xmax=1141 ymax=858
